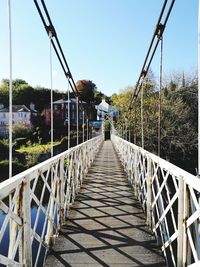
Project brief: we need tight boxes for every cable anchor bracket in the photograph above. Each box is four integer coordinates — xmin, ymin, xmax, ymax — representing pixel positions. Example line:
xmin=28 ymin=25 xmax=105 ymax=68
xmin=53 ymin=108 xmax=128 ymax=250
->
xmin=156 ymin=23 xmax=165 ymax=40
xmin=46 ymin=25 xmax=56 ymax=38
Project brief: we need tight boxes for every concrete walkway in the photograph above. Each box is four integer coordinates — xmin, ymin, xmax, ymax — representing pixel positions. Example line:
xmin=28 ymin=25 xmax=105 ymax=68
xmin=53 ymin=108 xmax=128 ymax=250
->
xmin=45 ymin=141 xmax=166 ymax=267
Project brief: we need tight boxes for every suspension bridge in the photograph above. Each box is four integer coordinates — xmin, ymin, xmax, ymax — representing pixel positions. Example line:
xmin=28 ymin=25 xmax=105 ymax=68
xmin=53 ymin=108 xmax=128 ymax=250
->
xmin=0 ymin=0 xmax=200 ymax=267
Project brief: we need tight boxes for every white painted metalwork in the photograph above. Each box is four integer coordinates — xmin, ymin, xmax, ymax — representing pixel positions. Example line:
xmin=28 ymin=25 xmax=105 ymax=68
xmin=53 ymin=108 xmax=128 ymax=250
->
xmin=67 ymin=84 xmax=70 ymax=150
xmin=76 ymin=96 xmax=79 ymax=145
xmin=141 ymin=82 xmax=144 ymax=149
xmin=198 ymin=0 xmax=200 ymax=174
xmin=158 ymin=36 xmax=163 ymax=158
xmin=87 ymin=118 xmax=89 ymax=140
xmin=8 ymin=0 xmax=12 ymax=178
xmin=0 ymin=135 xmax=103 ymax=267
xmin=112 ymin=134 xmax=200 ymax=267
xmin=82 ymin=111 xmax=85 ymax=142
xmin=49 ymin=33 xmax=53 ymax=158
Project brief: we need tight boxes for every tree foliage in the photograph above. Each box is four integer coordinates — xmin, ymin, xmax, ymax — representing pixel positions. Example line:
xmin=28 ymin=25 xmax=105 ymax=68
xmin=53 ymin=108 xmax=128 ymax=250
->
xmin=0 ymin=79 xmax=64 ymax=112
xmin=112 ymin=71 xmax=197 ymax=174
xmin=76 ymin=80 xmax=97 ymax=103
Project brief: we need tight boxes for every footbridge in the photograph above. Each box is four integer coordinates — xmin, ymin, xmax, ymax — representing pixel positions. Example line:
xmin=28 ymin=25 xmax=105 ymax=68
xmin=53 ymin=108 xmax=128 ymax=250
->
xmin=0 ymin=134 xmax=200 ymax=267
xmin=1 ymin=0 xmax=200 ymax=266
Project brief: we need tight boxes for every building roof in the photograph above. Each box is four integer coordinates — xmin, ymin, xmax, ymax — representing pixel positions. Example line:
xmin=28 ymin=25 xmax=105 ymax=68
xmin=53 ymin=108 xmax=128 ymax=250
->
xmin=53 ymin=98 xmax=86 ymax=104
xmin=95 ymin=99 xmax=110 ymax=113
xmin=0 ymin=105 xmax=31 ymax=112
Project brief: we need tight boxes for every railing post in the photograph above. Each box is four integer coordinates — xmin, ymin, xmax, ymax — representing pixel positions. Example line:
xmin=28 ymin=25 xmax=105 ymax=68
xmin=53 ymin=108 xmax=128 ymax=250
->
xmin=127 ymin=145 xmax=132 ymax=183
xmin=73 ymin=151 xmax=79 ymax=194
xmin=177 ymin=176 xmax=186 ymax=267
xmin=134 ymin=149 xmax=139 ymax=197
xmin=146 ymin=156 xmax=152 ymax=228
xmin=130 ymin=148 xmax=135 ymax=187
xmin=59 ymin=158 xmax=65 ymax=227
xmin=45 ymin=166 xmax=55 ymax=247
xmin=22 ymin=177 xmax=32 ymax=267
xmin=8 ymin=200 xmax=19 ymax=260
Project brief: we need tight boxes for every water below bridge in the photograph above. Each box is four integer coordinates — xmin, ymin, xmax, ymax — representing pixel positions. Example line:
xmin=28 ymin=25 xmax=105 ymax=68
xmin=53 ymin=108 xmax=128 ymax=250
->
xmin=45 ymin=140 xmax=166 ymax=267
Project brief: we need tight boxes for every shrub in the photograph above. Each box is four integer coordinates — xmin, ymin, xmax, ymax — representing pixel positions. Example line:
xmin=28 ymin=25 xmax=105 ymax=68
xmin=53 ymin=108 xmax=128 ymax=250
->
xmin=25 ymin=153 xmax=40 ymax=168
xmin=0 ymin=139 xmax=9 ymax=159
xmin=13 ymin=137 xmax=28 ymax=149
xmin=12 ymin=124 xmax=33 ymax=139
xmin=60 ymin=136 xmax=68 ymax=149
xmin=0 ymin=159 xmax=26 ymax=182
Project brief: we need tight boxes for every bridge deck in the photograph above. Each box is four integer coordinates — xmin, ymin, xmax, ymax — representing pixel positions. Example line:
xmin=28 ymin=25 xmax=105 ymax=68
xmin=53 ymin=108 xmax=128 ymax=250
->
xmin=45 ymin=140 xmax=166 ymax=267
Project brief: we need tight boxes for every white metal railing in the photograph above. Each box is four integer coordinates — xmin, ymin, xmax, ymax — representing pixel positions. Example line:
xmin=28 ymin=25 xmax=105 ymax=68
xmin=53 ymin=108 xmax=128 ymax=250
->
xmin=0 ymin=135 xmax=103 ymax=267
xmin=111 ymin=134 xmax=200 ymax=267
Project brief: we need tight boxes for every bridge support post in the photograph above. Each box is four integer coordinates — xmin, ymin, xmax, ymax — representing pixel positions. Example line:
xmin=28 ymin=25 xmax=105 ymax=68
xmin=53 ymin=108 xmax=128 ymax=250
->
xmin=22 ymin=177 xmax=32 ymax=267
xmin=177 ymin=176 xmax=186 ymax=267
xmin=146 ymin=156 xmax=152 ymax=228
xmin=59 ymin=158 xmax=65 ymax=227
xmin=134 ymin=150 xmax=139 ymax=197
xmin=45 ymin=167 xmax=56 ymax=247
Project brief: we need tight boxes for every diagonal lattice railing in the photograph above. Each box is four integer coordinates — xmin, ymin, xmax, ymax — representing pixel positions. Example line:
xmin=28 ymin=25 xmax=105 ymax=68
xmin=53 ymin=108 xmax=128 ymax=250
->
xmin=0 ymin=135 xmax=103 ymax=267
xmin=112 ymin=134 xmax=200 ymax=267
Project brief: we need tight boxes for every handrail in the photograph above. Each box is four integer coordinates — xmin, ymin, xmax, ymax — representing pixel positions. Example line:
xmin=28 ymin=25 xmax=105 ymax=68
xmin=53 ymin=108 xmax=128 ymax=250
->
xmin=111 ymin=134 xmax=200 ymax=267
xmin=0 ymin=135 xmax=103 ymax=267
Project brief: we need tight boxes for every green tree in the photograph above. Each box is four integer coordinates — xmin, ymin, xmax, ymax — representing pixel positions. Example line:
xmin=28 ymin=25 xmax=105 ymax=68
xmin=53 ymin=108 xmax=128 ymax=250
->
xmin=112 ymin=70 xmax=197 ymax=174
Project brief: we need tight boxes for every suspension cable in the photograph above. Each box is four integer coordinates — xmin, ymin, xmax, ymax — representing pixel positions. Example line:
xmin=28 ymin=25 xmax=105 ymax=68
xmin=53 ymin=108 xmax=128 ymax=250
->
xmin=33 ymin=0 xmax=89 ymax=121
xmin=127 ymin=0 xmax=175 ymax=114
xmin=67 ymin=81 xmax=70 ymax=149
xmin=141 ymin=82 xmax=144 ymax=149
xmin=8 ymin=0 xmax=12 ymax=178
xmin=158 ymin=36 xmax=163 ymax=157
xmin=76 ymin=96 xmax=79 ymax=145
xmin=49 ymin=32 xmax=54 ymax=157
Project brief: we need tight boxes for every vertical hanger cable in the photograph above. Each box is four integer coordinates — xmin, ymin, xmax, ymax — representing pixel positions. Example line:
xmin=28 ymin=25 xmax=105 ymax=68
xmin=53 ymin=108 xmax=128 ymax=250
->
xmin=49 ymin=33 xmax=53 ymax=157
xmin=8 ymin=0 xmax=12 ymax=178
xmin=82 ymin=111 xmax=85 ymax=142
xmin=76 ymin=96 xmax=79 ymax=145
xmin=141 ymin=82 xmax=144 ymax=149
xmin=158 ymin=36 xmax=163 ymax=157
xmin=68 ymin=81 xmax=70 ymax=149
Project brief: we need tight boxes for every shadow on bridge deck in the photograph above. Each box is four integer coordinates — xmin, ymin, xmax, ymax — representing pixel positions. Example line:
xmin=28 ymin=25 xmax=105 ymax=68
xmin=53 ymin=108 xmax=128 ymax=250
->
xmin=45 ymin=140 xmax=166 ymax=267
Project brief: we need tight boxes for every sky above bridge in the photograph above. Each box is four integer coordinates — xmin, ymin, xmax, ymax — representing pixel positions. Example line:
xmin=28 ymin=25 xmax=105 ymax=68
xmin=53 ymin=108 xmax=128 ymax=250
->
xmin=0 ymin=0 xmax=198 ymax=96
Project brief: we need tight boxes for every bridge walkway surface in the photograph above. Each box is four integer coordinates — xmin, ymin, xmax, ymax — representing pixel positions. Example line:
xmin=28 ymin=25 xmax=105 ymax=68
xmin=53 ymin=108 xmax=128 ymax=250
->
xmin=45 ymin=140 xmax=166 ymax=267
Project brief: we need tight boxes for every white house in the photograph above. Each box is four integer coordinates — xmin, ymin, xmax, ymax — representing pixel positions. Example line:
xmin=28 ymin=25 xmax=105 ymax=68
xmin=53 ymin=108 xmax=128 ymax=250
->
xmin=0 ymin=104 xmax=36 ymax=136
xmin=95 ymin=99 xmax=119 ymax=120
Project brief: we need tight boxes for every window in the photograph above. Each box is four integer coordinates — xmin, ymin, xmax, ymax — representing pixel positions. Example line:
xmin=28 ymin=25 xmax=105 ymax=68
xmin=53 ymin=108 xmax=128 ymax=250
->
xmin=19 ymin=112 xmax=27 ymax=118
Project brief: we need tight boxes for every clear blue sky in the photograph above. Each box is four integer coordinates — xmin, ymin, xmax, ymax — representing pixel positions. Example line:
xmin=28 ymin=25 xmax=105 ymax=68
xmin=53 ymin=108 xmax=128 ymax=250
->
xmin=0 ymin=0 xmax=198 ymax=96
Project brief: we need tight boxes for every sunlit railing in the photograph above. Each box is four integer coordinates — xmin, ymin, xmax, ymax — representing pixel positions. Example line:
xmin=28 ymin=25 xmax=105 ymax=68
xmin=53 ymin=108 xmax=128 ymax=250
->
xmin=112 ymin=134 xmax=200 ymax=267
xmin=0 ymin=135 xmax=103 ymax=267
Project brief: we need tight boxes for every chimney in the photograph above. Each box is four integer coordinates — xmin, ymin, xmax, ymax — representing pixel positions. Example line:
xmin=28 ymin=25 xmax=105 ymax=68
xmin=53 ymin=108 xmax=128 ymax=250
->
xmin=30 ymin=102 xmax=35 ymax=111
